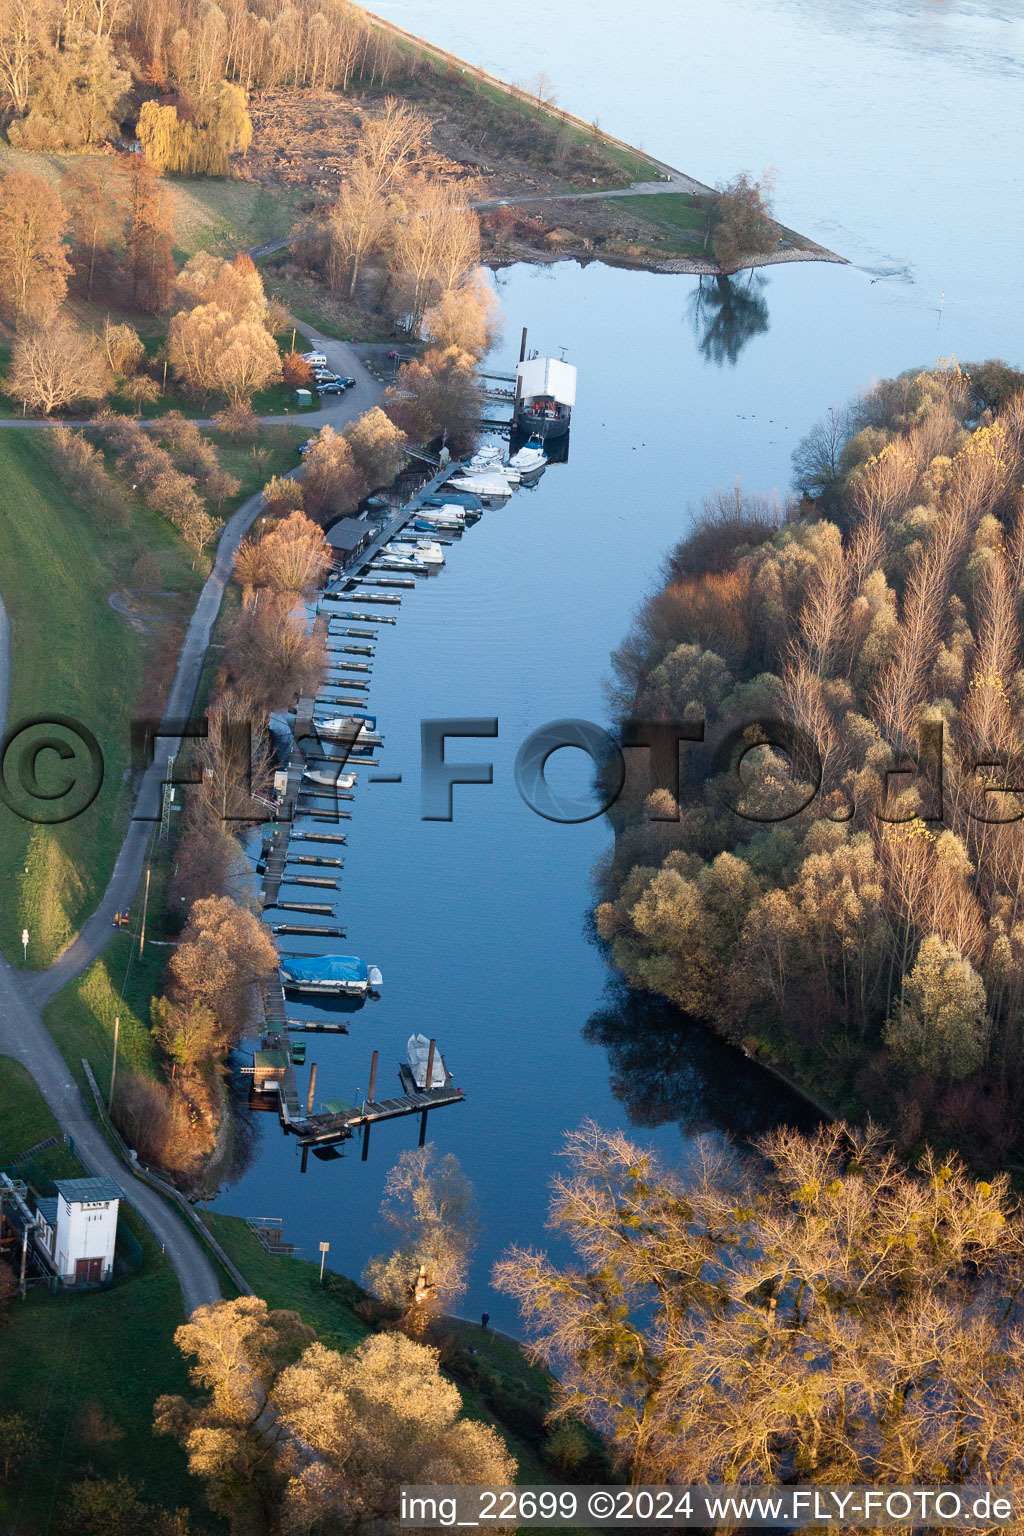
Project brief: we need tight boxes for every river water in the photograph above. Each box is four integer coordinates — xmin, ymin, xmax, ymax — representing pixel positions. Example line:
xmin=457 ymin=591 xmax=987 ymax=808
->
xmin=214 ymin=0 xmax=1024 ymax=1327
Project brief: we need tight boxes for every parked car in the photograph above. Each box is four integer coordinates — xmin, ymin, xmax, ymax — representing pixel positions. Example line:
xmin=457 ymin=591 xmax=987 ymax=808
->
xmin=299 ymin=438 xmax=316 ymax=455
xmin=313 ymin=371 xmax=340 ymax=385
xmin=318 ymin=378 xmax=355 ymax=395
xmin=302 ymin=351 xmax=328 ymax=368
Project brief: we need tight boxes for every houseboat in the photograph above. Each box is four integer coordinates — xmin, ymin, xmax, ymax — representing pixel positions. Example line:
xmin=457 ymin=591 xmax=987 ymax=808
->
xmin=513 ymin=354 xmax=576 ymax=441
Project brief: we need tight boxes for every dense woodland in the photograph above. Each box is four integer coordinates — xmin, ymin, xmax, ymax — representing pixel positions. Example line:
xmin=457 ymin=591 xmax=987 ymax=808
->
xmin=597 ymin=361 xmax=1024 ymax=1161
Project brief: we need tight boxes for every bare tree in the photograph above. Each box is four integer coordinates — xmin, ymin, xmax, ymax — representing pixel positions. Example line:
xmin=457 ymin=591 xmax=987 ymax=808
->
xmin=8 ymin=321 xmax=110 ymax=415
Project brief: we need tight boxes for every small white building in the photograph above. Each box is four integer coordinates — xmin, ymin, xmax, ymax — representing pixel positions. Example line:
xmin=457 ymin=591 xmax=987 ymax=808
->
xmin=34 ymin=1176 xmax=123 ymax=1287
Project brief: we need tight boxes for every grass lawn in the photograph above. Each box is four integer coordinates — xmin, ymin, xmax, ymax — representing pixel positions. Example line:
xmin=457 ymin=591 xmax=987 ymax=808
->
xmin=107 ymin=331 xmax=320 ymax=422
xmin=0 ymin=1055 xmax=83 ymax=1183
xmin=201 ymin=1212 xmax=370 ymax=1351
xmin=0 ymin=143 xmax=303 ymax=265
xmin=605 ymin=191 xmax=711 ymax=254
xmin=42 ymin=946 xmax=162 ymax=1101
xmin=0 ymin=1054 xmax=205 ymax=1533
xmin=260 ymin=266 xmax=403 ymax=343
xmin=0 ymin=430 xmax=204 ymax=967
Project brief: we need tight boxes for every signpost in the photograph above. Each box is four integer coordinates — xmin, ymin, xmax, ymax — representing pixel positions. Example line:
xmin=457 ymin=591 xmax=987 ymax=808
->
xmin=318 ymin=1241 xmax=330 ymax=1284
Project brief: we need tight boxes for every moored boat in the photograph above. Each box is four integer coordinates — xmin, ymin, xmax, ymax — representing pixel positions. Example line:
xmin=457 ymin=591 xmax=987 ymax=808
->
xmin=315 ymin=716 xmax=382 ymax=746
xmin=303 ymin=766 xmax=357 ymax=790
xmin=446 ymin=472 xmax=512 ymax=498
xmin=509 ymin=436 xmax=548 ymax=474
xmin=280 ymin=955 xmax=377 ymax=996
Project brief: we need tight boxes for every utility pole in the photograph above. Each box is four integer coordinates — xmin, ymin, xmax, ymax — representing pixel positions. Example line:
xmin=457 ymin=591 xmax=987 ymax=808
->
xmin=318 ymin=1240 xmax=330 ymax=1283
xmin=110 ymin=1014 xmax=120 ymax=1109
xmin=139 ymin=867 xmax=151 ymax=953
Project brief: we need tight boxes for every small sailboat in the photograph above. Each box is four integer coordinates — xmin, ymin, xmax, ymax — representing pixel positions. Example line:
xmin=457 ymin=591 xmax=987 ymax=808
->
xmin=407 ymin=1032 xmax=447 ymax=1088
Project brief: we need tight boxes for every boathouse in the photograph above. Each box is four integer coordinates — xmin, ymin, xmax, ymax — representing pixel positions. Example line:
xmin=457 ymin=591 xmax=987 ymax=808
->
xmin=327 ymin=517 xmax=373 ymax=569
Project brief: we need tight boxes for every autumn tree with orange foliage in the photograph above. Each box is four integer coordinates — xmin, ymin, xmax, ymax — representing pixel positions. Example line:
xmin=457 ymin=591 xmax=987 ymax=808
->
xmin=385 ymin=345 xmax=482 ymax=454
xmin=0 ymin=169 xmax=72 ymax=321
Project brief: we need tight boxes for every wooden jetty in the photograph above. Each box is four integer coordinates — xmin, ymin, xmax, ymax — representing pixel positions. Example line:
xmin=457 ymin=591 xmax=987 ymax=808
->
xmin=360 ymin=576 xmax=416 ymax=589
xmin=289 ymin=854 xmax=344 ymax=867
xmin=335 ymin=627 xmax=379 ymax=638
xmin=343 ymin=591 xmax=402 ymax=605
xmin=275 ymin=901 xmax=336 ymax=914
xmin=330 ymin=645 xmax=374 ymax=656
xmin=290 ymin=830 xmax=346 ymax=844
xmin=291 ymin=1042 xmax=464 ymax=1170
xmin=302 ymin=808 xmax=352 ymax=821
xmin=287 ymin=873 xmax=340 ymax=888
xmin=271 ymin=922 xmax=346 ymax=937
xmin=261 ymin=697 xmax=315 ymax=904
xmin=325 ymin=659 xmax=372 ymax=671
xmin=329 ymin=612 xmax=397 ymax=624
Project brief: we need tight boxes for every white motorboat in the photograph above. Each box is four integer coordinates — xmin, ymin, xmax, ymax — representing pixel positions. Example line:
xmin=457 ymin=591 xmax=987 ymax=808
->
xmin=303 ymin=766 xmax=357 ymax=791
xmin=464 ymin=453 xmax=520 ymax=484
xmin=390 ymin=539 xmax=444 ymax=565
xmin=418 ymin=503 xmax=465 ymax=523
xmin=316 ymin=716 xmax=382 ymax=746
xmin=509 ymin=438 xmax=548 ymax=474
xmin=447 ymin=472 xmax=512 ymax=499
xmin=377 ymin=549 xmax=426 ymax=570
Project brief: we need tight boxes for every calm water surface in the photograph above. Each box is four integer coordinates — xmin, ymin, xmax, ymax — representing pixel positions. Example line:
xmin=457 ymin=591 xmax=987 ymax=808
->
xmin=214 ymin=0 xmax=1024 ymax=1327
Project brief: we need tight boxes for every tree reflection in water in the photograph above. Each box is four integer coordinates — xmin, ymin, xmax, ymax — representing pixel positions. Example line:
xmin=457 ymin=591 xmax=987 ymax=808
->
xmin=584 ymin=984 xmax=820 ymax=1142
xmin=689 ymin=271 xmax=770 ymax=367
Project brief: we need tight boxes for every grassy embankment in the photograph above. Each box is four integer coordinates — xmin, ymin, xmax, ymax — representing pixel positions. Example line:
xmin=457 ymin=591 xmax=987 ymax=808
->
xmin=0 ymin=423 xmax=302 ymax=971
xmin=0 ymin=1057 xmax=202 ymax=1532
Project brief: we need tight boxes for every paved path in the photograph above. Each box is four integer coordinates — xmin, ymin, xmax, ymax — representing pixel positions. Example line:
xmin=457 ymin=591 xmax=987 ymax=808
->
xmin=0 ymin=329 xmax=384 ymax=1312
xmin=247 ymin=177 xmax=707 ymax=265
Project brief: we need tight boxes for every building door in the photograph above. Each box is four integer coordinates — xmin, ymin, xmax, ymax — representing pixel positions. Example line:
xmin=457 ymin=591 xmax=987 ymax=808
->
xmin=74 ymin=1256 xmax=103 ymax=1285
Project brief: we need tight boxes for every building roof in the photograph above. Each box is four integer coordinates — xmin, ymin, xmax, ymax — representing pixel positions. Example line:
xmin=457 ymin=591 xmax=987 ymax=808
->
xmin=35 ymin=1197 xmax=58 ymax=1226
xmin=54 ymin=1177 xmax=124 ymax=1204
xmin=255 ymin=1049 xmax=289 ymax=1069
xmin=516 ymin=355 xmax=577 ymax=407
xmin=326 ymin=518 xmax=371 ymax=552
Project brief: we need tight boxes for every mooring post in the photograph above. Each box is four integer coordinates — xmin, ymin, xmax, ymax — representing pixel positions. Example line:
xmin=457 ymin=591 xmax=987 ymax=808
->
xmin=419 ymin=1109 xmax=428 ymax=1147
xmin=425 ymin=1037 xmax=436 ymax=1091
xmin=367 ymin=1049 xmax=378 ymax=1104
xmin=362 ymin=1122 xmax=371 ymax=1162
xmin=519 ymin=325 xmax=528 ymax=362
xmin=300 ymin=1143 xmax=309 ymax=1174
xmin=306 ymin=1062 xmax=318 ymax=1115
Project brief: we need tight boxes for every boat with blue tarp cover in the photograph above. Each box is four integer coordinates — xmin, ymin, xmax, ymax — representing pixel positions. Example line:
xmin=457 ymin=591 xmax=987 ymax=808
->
xmin=279 ymin=954 xmax=382 ymax=997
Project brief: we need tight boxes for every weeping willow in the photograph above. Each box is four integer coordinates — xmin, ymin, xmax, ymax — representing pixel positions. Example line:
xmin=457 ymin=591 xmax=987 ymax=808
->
xmin=137 ymin=80 xmax=252 ymax=175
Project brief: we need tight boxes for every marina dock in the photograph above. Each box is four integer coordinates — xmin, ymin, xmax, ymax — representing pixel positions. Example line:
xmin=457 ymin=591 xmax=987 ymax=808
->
xmin=251 ymin=463 xmax=466 ymax=1170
